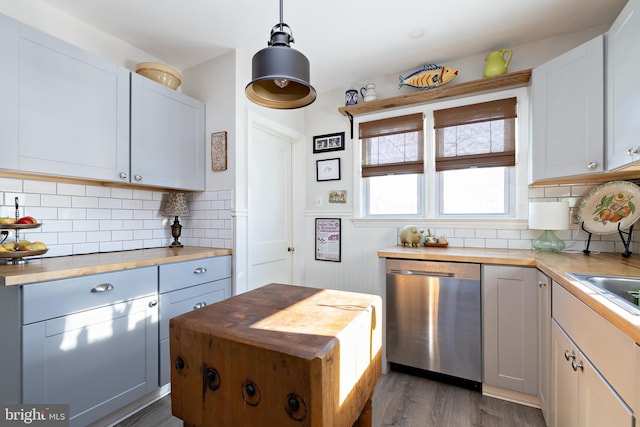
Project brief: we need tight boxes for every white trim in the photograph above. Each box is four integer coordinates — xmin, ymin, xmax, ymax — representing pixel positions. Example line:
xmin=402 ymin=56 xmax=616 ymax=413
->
xmin=353 ymin=87 xmax=530 ymax=220
xmin=350 ymin=217 xmax=528 ymax=229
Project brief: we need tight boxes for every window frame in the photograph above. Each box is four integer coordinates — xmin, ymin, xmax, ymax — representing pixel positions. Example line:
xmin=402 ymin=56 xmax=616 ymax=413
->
xmin=354 ymin=87 xmax=529 ymax=222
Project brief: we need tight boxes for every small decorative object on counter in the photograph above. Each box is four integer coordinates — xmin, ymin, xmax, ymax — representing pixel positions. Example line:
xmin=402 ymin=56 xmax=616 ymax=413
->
xmin=399 ymin=64 xmax=458 ymax=90
xmin=345 ymin=87 xmax=358 ymax=105
xmin=483 ymin=49 xmax=512 ymax=78
xmin=360 ymin=83 xmax=377 ymax=102
xmin=0 ymin=197 xmax=47 ymax=264
xmin=424 ymin=229 xmax=437 ymax=243
xmin=399 ymin=225 xmax=424 ymax=247
xmin=163 ymin=192 xmax=190 ymax=247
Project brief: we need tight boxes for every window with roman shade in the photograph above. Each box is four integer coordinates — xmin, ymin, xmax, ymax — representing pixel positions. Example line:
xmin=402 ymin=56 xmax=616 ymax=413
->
xmin=360 ymin=113 xmax=424 ymax=177
xmin=433 ymin=97 xmax=516 ymax=172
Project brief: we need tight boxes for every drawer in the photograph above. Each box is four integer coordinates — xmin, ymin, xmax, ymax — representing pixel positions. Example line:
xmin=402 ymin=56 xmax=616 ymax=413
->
xmin=159 ymin=255 xmax=231 ymax=293
xmin=22 ymin=267 xmax=157 ymax=325
xmin=159 ymin=278 xmax=230 ymax=340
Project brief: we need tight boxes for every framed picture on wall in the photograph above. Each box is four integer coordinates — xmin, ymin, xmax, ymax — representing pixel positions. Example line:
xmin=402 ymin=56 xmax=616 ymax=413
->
xmin=313 ymin=132 xmax=345 ymax=153
xmin=315 ymin=218 xmax=341 ymax=262
xmin=316 ymin=158 xmax=341 ymax=181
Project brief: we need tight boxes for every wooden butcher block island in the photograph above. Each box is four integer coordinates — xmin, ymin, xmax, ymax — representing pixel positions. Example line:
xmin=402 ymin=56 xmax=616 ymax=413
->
xmin=170 ymin=283 xmax=382 ymax=427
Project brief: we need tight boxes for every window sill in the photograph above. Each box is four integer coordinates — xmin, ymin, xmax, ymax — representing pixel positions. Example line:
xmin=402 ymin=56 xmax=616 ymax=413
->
xmin=350 ymin=217 xmax=528 ymax=229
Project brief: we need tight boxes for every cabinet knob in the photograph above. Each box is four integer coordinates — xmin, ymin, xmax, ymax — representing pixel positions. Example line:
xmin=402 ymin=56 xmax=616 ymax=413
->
xmin=564 ymin=349 xmax=575 ymax=361
xmin=571 ymin=359 xmax=584 ymax=372
xmin=148 ymin=300 xmax=158 ymax=308
xmin=134 ymin=175 xmax=142 ymax=181
xmin=587 ymin=162 xmax=597 ymax=169
xmin=537 ymin=280 xmax=546 ymax=287
xmin=119 ymin=172 xmax=128 ymax=180
xmin=628 ymin=148 xmax=638 ymax=157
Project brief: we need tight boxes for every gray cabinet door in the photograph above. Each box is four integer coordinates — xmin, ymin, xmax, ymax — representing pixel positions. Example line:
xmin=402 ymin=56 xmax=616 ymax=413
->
xmin=0 ymin=14 xmax=19 ymax=170
xmin=483 ymin=265 xmax=539 ymax=395
xmin=16 ymin=21 xmax=130 ymax=182
xmin=22 ymin=294 xmax=158 ymax=427
xmin=531 ymin=35 xmax=604 ymax=181
xmin=131 ymin=73 xmax=205 ymax=191
xmin=607 ymin=0 xmax=640 ymax=170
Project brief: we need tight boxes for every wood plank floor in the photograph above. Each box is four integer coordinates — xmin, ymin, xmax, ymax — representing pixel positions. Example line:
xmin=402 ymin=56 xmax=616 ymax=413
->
xmin=116 ymin=371 xmax=546 ymax=427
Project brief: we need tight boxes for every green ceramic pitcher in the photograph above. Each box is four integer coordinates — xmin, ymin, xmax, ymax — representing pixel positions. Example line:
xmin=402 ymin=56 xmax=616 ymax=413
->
xmin=483 ymin=49 xmax=512 ymax=78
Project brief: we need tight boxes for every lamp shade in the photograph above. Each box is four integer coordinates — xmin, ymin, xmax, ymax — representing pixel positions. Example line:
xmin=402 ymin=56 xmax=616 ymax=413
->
xmin=528 ymin=201 xmax=569 ymax=230
xmin=246 ymin=18 xmax=316 ymax=109
xmin=163 ymin=193 xmax=190 ymax=217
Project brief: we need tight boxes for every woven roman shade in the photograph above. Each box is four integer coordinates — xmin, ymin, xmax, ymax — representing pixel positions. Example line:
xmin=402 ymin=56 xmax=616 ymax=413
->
xmin=434 ymin=97 xmax=516 ymax=172
xmin=360 ymin=113 xmax=424 ymax=177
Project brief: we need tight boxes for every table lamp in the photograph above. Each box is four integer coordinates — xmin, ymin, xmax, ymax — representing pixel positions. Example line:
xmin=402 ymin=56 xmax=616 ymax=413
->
xmin=163 ymin=192 xmax=190 ymax=247
xmin=528 ymin=201 xmax=570 ymax=252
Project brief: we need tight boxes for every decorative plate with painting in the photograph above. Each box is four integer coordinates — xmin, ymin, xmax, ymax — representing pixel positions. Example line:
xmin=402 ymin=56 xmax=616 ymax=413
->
xmin=577 ymin=181 xmax=640 ymax=234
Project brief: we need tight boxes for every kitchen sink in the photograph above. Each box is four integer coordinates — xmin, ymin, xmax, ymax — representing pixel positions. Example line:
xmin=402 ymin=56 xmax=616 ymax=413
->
xmin=566 ymin=272 xmax=640 ymax=316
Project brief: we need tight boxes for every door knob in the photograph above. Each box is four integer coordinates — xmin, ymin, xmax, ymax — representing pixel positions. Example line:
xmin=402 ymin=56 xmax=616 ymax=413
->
xmin=287 ymin=247 xmax=295 ymax=252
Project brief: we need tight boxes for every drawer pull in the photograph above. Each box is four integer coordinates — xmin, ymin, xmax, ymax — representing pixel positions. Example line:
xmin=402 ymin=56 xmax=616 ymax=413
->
xmin=571 ymin=359 xmax=584 ymax=372
xmin=193 ymin=267 xmax=207 ymax=274
xmin=194 ymin=302 xmax=207 ymax=310
xmin=91 ymin=283 xmax=114 ymax=293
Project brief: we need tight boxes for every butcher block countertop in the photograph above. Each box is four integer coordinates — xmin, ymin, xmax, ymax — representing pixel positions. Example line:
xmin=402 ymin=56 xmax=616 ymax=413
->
xmin=379 ymin=246 xmax=640 ymax=345
xmin=0 ymin=247 xmax=232 ymax=286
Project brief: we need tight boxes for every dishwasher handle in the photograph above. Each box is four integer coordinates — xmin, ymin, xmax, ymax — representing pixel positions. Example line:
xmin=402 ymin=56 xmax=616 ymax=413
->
xmin=389 ymin=269 xmax=454 ymax=277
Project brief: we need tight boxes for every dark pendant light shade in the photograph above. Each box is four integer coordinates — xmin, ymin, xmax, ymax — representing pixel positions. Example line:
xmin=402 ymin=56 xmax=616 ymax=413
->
xmin=245 ymin=1 xmax=316 ymax=109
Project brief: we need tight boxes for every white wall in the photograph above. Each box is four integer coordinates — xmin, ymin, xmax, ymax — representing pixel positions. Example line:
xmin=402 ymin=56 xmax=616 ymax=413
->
xmin=299 ymin=25 xmax=629 ymax=301
xmin=0 ymin=0 xmax=164 ymax=71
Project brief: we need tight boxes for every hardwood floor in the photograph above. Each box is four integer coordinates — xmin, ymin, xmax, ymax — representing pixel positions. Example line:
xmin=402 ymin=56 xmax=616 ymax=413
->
xmin=116 ymin=371 xmax=546 ymax=427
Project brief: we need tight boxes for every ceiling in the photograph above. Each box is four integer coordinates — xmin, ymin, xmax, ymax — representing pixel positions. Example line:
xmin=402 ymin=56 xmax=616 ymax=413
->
xmin=41 ymin=0 xmax=626 ymax=94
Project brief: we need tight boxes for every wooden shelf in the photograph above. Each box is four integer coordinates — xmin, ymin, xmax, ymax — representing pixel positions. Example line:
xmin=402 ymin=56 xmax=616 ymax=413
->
xmin=338 ymin=69 xmax=532 ymax=117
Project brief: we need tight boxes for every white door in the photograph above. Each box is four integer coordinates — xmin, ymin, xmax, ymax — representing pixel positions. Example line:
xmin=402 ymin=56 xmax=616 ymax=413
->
xmin=248 ymin=125 xmax=293 ymax=290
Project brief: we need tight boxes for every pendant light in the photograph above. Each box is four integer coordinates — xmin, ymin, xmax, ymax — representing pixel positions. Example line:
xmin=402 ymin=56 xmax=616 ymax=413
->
xmin=245 ymin=0 xmax=316 ymax=109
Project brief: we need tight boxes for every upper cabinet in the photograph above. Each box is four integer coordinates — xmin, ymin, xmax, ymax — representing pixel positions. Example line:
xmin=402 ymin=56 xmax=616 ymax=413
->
xmin=0 ymin=16 xmax=130 ymax=182
xmin=606 ymin=0 xmax=640 ymax=170
xmin=131 ymin=73 xmax=205 ymax=191
xmin=0 ymin=13 xmax=205 ymax=191
xmin=530 ymin=35 xmax=604 ymax=182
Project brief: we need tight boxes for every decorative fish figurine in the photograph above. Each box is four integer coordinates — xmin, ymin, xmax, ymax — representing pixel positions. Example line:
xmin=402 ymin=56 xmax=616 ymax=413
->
xmin=399 ymin=64 xmax=458 ymax=90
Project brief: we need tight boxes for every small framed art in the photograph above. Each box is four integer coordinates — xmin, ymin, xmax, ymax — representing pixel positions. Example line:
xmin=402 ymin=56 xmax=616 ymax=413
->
xmin=211 ymin=131 xmax=227 ymax=171
xmin=316 ymin=158 xmax=341 ymax=181
xmin=315 ymin=218 xmax=341 ymax=262
xmin=313 ymin=132 xmax=345 ymax=153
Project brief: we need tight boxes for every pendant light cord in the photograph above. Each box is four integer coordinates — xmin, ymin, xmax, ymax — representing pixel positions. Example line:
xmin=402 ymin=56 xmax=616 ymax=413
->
xmin=279 ymin=0 xmax=284 ymax=32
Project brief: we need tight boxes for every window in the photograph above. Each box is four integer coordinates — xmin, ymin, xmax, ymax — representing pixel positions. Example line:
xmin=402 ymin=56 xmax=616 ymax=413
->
xmin=434 ymin=97 xmax=516 ymax=217
xmin=360 ymin=94 xmax=521 ymax=218
xmin=360 ymin=113 xmax=424 ymax=216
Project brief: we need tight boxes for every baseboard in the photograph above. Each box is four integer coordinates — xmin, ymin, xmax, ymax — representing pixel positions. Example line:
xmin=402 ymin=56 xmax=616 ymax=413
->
xmin=482 ymin=384 xmax=541 ymax=408
xmin=88 ymin=384 xmax=172 ymax=427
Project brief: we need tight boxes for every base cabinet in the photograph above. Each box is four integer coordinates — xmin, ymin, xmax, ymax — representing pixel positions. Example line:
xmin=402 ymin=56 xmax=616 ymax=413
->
xmin=20 ymin=267 xmax=159 ymax=427
xmin=158 ymin=256 xmax=231 ymax=386
xmin=551 ymin=320 xmax=633 ymax=427
xmin=483 ymin=265 xmax=538 ymax=396
xmin=537 ymin=270 xmax=551 ymax=423
xmin=550 ymin=282 xmax=635 ymax=427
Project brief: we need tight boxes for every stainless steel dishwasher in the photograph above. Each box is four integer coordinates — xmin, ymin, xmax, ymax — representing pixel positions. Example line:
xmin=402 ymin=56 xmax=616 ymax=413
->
xmin=386 ymin=258 xmax=482 ymax=390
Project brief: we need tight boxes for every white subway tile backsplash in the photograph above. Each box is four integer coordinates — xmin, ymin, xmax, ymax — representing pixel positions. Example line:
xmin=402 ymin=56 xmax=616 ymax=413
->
xmin=72 ymin=196 xmax=99 ymax=208
xmin=110 ymin=188 xmax=133 ymax=199
xmin=86 ymin=186 xmax=111 ymax=197
xmin=57 ymin=183 xmax=85 ymax=196
xmin=23 ymin=180 xmax=56 ymax=194
xmin=86 ymin=209 xmax=111 ymax=220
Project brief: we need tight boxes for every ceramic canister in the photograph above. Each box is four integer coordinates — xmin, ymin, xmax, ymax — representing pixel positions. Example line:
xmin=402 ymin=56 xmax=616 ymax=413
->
xmin=345 ymin=88 xmax=358 ymax=105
